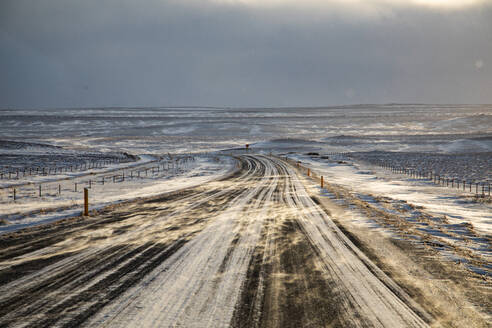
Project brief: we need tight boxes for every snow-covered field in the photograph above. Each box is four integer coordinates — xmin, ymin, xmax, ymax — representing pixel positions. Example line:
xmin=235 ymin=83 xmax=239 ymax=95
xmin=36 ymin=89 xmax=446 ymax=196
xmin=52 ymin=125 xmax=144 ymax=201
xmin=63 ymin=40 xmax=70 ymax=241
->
xmin=0 ymin=153 xmax=233 ymax=233
xmin=288 ymin=153 xmax=492 ymax=234
xmin=1 ymin=104 xmax=491 ymax=154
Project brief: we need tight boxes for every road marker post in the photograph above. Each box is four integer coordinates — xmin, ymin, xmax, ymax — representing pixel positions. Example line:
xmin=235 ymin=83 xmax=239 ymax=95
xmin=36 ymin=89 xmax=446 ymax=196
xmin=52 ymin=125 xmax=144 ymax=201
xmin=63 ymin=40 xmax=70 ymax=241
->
xmin=83 ymin=188 xmax=89 ymax=216
xmin=307 ymin=168 xmax=310 ymax=177
xmin=321 ymin=176 xmax=324 ymax=188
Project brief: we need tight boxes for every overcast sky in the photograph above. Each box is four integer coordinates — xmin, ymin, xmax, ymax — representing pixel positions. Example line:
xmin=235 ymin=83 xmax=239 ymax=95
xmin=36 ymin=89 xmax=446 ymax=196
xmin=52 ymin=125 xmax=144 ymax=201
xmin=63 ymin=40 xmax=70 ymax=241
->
xmin=1 ymin=0 xmax=491 ymax=108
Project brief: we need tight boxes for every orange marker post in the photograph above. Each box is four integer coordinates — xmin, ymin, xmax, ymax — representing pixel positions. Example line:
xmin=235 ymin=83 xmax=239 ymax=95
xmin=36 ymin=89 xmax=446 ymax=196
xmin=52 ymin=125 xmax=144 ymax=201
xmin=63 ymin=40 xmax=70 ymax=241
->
xmin=307 ymin=168 xmax=310 ymax=177
xmin=321 ymin=176 xmax=324 ymax=188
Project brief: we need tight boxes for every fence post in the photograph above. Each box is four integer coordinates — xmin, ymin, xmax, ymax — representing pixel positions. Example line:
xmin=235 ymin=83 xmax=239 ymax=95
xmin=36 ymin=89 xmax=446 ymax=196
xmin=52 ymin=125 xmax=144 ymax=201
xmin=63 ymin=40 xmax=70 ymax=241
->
xmin=39 ymin=185 xmax=42 ymax=197
xmin=321 ymin=176 xmax=324 ymax=188
xmin=58 ymin=184 xmax=61 ymax=195
xmin=83 ymin=188 xmax=89 ymax=216
xmin=13 ymin=188 xmax=16 ymax=201
xmin=307 ymin=168 xmax=310 ymax=177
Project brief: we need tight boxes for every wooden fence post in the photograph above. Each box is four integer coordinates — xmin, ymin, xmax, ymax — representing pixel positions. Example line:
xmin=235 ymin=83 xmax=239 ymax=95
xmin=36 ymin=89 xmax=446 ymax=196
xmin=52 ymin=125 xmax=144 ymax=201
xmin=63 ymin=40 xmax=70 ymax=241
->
xmin=83 ymin=188 xmax=89 ymax=216
xmin=321 ymin=176 xmax=324 ymax=188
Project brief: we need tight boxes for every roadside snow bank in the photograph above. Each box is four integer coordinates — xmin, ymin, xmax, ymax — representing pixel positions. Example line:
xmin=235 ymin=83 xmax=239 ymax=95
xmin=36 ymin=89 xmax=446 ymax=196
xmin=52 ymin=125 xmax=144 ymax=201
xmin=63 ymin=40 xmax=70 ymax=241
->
xmin=289 ymin=154 xmax=492 ymax=235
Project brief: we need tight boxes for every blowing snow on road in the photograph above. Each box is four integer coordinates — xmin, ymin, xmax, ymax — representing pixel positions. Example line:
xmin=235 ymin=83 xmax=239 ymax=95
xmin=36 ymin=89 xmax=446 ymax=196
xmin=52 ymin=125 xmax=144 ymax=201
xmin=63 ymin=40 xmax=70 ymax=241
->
xmin=0 ymin=155 xmax=436 ymax=327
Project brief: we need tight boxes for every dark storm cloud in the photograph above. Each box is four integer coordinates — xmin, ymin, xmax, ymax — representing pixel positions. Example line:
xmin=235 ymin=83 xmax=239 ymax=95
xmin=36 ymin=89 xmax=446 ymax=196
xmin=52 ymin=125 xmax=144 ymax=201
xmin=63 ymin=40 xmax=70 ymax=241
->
xmin=1 ymin=0 xmax=491 ymax=108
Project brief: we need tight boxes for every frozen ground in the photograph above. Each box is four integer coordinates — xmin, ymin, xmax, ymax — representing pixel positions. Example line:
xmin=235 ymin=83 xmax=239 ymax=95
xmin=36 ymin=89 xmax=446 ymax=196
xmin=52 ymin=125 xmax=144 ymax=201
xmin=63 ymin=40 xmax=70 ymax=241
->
xmin=0 ymin=105 xmax=490 ymax=327
xmin=1 ymin=104 xmax=491 ymax=154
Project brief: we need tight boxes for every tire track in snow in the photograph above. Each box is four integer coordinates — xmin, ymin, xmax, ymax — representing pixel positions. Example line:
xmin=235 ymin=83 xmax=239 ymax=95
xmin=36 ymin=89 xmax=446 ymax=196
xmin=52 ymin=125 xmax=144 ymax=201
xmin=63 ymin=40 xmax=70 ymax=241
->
xmin=0 ymin=157 xmax=256 ymax=327
xmin=88 ymin=156 xmax=279 ymax=327
xmin=280 ymin=159 xmax=430 ymax=327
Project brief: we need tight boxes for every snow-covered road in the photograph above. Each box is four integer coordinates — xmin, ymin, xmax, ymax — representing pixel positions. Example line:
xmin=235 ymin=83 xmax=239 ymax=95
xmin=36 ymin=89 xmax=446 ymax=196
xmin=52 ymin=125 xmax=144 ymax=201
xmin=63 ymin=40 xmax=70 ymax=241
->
xmin=0 ymin=155 xmax=430 ymax=327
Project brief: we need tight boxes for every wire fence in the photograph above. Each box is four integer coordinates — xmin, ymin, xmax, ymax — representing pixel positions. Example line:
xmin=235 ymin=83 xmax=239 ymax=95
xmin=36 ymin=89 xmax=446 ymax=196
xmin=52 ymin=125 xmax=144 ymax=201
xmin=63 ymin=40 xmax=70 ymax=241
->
xmin=292 ymin=152 xmax=491 ymax=199
xmin=0 ymin=155 xmax=197 ymax=203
